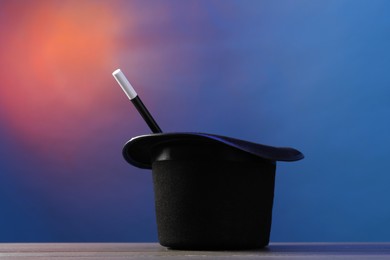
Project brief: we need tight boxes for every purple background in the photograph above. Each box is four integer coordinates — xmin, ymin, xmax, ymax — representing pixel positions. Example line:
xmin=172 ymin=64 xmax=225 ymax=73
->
xmin=1 ymin=0 xmax=390 ymax=242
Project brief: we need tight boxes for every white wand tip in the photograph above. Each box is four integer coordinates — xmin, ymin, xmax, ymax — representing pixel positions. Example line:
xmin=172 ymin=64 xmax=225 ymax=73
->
xmin=112 ymin=69 xmax=138 ymax=100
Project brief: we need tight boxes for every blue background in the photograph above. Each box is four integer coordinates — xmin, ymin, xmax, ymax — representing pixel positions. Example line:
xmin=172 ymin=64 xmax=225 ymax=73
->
xmin=1 ymin=0 xmax=389 ymax=242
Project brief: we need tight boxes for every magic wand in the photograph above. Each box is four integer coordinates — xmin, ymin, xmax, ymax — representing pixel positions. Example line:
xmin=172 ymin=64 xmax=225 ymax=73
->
xmin=112 ymin=69 xmax=162 ymax=133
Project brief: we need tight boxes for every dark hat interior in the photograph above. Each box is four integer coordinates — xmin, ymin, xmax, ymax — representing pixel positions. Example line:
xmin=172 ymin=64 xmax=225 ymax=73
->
xmin=123 ymin=132 xmax=304 ymax=169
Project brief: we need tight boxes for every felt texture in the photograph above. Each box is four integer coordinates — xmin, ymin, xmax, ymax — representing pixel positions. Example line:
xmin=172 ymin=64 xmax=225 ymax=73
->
xmin=151 ymin=141 xmax=276 ymax=250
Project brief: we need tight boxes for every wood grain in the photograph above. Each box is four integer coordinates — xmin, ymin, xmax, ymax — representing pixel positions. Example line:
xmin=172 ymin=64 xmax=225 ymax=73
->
xmin=0 ymin=243 xmax=389 ymax=259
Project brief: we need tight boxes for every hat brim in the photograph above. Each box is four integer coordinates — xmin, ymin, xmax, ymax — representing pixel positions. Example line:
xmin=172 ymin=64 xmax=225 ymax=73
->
xmin=123 ymin=132 xmax=304 ymax=169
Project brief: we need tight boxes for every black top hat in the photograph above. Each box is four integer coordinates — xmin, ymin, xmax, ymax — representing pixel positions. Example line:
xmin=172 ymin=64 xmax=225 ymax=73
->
xmin=114 ymin=70 xmax=305 ymax=250
xmin=123 ymin=132 xmax=304 ymax=169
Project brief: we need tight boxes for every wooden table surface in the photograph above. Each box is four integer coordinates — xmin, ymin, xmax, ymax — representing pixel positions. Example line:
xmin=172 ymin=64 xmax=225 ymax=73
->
xmin=0 ymin=243 xmax=389 ymax=259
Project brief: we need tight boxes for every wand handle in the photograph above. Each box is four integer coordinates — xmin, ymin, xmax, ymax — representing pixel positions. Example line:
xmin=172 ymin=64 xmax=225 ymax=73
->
xmin=131 ymin=96 xmax=162 ymax=133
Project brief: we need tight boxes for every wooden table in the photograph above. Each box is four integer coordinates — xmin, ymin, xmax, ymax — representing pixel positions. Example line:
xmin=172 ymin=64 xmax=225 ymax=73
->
xmin=0 ymin=243 xmax=389 ymax=259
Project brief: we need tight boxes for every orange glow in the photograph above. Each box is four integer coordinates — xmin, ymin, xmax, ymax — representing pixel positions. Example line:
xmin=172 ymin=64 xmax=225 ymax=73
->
xmin=0 ymin=1 xmax=125 ymax=144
